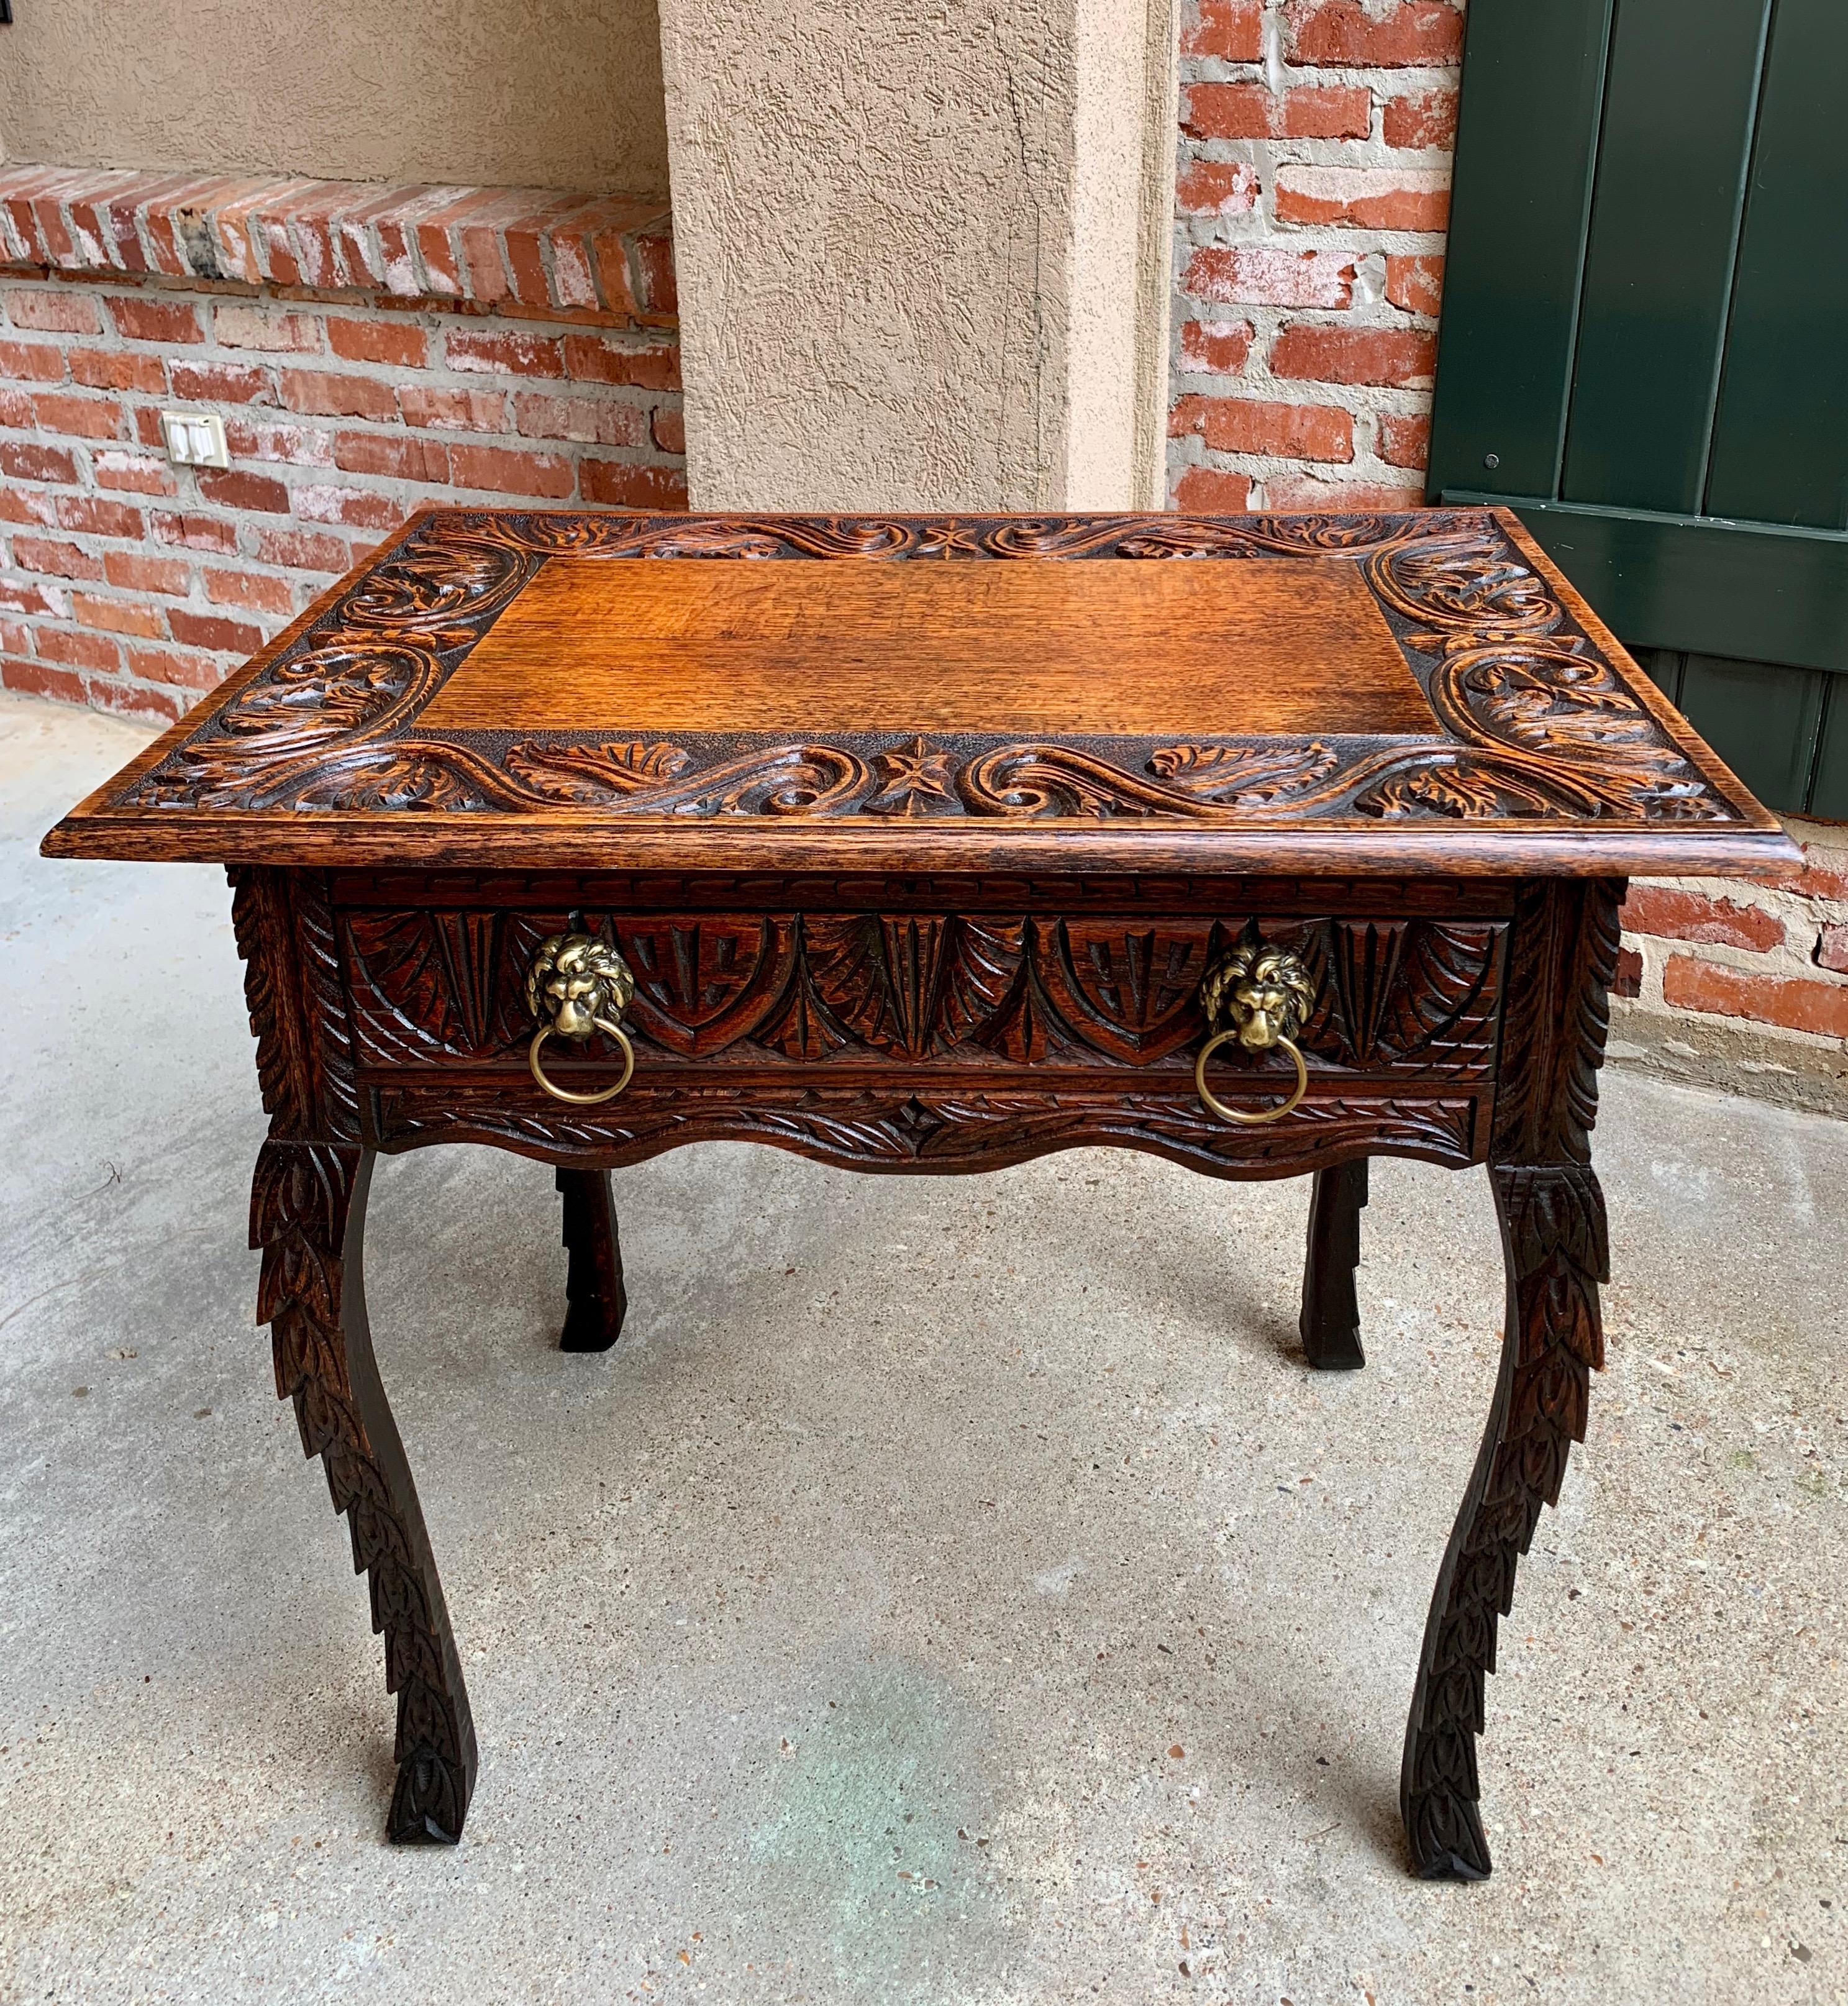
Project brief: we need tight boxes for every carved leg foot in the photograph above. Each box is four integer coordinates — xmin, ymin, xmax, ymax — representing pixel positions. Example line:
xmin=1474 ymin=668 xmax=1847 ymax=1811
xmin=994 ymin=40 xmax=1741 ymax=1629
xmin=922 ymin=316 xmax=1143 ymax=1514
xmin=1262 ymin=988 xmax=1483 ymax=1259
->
xmin=252 ymin=1142 xmax=478 ymax=1844
xmin=1300 ymin=1158 xmax=1368 ymax=1370
xmin=1400 ymin=1163 xmax=1606 ymax=1879
xmin=555 ymin=1167 xmax=627 ymax=1352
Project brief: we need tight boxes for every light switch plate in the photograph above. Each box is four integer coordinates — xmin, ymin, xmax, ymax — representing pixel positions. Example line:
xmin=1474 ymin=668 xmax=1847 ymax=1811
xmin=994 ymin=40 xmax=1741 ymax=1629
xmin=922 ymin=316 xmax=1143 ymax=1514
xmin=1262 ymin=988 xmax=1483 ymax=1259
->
xmin=160 ymin=409 xmax=230 ymax=470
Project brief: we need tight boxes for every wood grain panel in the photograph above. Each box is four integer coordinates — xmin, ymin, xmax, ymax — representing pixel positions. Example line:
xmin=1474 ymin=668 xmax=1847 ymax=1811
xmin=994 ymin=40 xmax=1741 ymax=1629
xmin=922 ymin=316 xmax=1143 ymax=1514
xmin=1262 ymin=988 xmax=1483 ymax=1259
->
xmin=421 ymin=557 xmax=1435 ymax=736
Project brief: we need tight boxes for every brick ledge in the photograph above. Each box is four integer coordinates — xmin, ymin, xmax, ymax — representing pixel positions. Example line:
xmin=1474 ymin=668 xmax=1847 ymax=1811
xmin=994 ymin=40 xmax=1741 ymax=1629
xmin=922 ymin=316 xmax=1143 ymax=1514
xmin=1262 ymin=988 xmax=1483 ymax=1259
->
xmin=0 ymin=168 xmax=674 ymax=325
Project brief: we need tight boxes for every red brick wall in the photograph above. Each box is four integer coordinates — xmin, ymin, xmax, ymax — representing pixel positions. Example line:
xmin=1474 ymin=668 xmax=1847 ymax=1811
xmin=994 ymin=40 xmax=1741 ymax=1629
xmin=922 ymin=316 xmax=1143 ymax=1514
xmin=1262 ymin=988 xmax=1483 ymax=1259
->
xmin=0 ymin=171 xmax=684 ymax=722
xmin=1168 ymin=0 xmax=1458 ymax=511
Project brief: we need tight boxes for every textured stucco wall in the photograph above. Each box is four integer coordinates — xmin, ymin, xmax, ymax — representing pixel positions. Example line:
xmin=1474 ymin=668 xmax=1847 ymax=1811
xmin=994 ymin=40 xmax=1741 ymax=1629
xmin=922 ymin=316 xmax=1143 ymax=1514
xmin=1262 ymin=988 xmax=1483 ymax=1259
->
xmin=0 ymin=0 xmax=670 ymax=194
xmin=658 ymin=0 xmax=1177 ymax=511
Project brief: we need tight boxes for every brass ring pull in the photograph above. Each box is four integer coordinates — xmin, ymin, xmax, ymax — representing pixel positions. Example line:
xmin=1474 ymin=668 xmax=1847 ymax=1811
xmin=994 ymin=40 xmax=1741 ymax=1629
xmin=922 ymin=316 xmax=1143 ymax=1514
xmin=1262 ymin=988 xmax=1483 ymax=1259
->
xmin=1195 ymin=940 xmax=1318 ymax=1129
xmin=525 ymin=932 xmax=637 ymax=1107
xmin=527 ymin=1018 xmax=635 ymax=1105
xmin=1194 ymin=1028 xmax=1309 ymax=1126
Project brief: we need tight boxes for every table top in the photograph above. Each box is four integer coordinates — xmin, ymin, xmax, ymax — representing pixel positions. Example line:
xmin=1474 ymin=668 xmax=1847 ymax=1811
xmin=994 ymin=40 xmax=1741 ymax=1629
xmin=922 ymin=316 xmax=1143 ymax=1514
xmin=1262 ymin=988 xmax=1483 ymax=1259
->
xmin=43 ymin=508 xmax=1798 ymax=879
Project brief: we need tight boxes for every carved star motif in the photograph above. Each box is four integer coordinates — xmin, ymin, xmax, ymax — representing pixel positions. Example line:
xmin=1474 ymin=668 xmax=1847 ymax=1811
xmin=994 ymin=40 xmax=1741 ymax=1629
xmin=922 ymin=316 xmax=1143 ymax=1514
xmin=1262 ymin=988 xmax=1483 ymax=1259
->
xmin=867 ymin=737 xmax=955 ymax=817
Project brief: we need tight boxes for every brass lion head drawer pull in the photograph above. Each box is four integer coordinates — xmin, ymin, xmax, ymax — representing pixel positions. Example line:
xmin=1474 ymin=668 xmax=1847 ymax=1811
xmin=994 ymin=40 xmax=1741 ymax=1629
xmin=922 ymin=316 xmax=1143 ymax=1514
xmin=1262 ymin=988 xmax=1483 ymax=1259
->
xmin=1195 ymin=942 xmax=1315 ymax=1126
xmin=525 ymin=934 xmax=637 ymax=1105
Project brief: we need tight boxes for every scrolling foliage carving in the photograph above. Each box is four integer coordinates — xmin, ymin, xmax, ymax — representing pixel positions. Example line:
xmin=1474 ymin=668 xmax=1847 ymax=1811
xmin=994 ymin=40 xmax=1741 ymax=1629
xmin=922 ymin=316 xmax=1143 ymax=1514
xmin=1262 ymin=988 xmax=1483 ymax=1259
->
xmin=340 ymin=905 xmax=1506 ymax=1078
xmin=124 ymin=510 xmax=1734 ymax=826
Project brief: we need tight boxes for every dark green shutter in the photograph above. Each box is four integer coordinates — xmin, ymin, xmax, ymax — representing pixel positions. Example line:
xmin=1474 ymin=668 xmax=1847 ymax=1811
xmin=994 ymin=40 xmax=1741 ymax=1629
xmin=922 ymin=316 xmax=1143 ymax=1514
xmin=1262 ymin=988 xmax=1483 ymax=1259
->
xmin=1427 ymin=0 xmax=1848 ymax=816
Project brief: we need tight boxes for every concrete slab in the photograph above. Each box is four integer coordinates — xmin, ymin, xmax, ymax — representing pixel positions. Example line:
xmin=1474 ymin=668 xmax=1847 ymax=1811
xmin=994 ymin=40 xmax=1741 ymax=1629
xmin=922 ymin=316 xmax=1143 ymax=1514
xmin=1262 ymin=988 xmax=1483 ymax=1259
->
xmin=2 ymin=689 xmax=1844 ymax=2005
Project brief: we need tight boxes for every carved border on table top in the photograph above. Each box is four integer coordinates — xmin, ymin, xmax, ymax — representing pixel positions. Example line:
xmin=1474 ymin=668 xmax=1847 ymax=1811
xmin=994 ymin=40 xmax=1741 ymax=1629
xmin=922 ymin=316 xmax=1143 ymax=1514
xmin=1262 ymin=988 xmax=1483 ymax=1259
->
xmin=122 ymin=510 xmax=1736 ymax=826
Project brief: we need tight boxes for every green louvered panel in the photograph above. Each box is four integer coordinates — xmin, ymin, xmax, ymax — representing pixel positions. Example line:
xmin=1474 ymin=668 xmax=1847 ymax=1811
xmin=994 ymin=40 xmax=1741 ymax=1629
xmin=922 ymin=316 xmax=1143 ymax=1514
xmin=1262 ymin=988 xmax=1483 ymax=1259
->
xmin=1429 ymin=0 xmax=1848 ymax=816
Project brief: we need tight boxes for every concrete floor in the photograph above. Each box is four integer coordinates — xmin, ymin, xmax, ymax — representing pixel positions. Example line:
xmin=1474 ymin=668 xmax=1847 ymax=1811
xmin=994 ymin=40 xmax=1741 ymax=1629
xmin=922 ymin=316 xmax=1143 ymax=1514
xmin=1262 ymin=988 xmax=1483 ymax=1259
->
xmin=2 ymin=687 xmax=1845 ymax=2006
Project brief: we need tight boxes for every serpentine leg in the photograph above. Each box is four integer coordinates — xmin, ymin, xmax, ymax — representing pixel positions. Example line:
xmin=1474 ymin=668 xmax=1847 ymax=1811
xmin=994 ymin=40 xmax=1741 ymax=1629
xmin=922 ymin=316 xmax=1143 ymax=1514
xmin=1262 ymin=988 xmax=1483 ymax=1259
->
xmin=252 ymin=1141 xmax=478 ymax=1844
xmin=1400 ymin=1162 xmax=1606 ymax=1879
xmin=1300 ymin=1158 xmax=1368 ymax=1370
xmin=555 ymin=1167 xmax=627 ymax=1352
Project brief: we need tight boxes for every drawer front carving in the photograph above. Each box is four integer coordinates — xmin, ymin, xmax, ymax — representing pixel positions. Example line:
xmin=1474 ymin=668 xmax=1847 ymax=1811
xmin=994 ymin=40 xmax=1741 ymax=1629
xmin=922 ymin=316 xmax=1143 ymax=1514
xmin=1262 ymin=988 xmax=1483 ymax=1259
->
xmin=338 ymin=906 xmax=1506 ymax=1081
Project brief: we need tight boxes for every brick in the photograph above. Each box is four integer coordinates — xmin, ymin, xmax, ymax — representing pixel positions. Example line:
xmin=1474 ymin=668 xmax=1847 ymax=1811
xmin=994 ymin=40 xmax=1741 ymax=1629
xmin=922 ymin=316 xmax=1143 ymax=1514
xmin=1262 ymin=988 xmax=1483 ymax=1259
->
xmin=168 ymin=360 xmax=275 ymax=404
xmin=1 ymin=656 xmax=87 ymax=704
xmin=1174 ymin=160 xmax=1262 ymax=218
xmin=1180 ymin=396 xmax=1354 ymax=463
xmin=214 ymin=305 xmax=322 ymax=352
xmin=1181 ymin=0 xmax=1262 ymax=58
xmin=579 ymin=459 xmax=691 ymax=509
xmin=150 ymin=510 xmax=240 ymax=553
xmin=54 ymin=495 xmax=145 ymax=539
xmin=562 ymin=335 xmax=681 ymax=390
xmin=253 ymin=526 xmax=350 ymax=573
xmin=105 ymin=549 xmax=191 ymax=595
xmin=91 ymin=450 xmax=179 ymax=497
xmin=73 ymin=591 xmax=167 ymax=639
xmin=333 ymin=431 xmax=452 ymax=482
xmin=34 ymin=624 xmax=121 ymax=672
xmin=278 ymin=368 xmax=399 ymax=421
xmin=88 ymin=673 xmax=189 ymax=721
xmin=1263 ymin=474 xmax=1426 ymax=510
xmin=1377 ymin=411 xmax=1431 ymax=469
xmin=7 ymin=289 xmax=102 ymax=334
xmin=652 ymin=406 xmax=686 ymax=456
xmin=1622 ymin=884 xmax=1784 ymax=952
xmin=0 ymin=487 xmax=58 ymax=527
xmin=0 ymin=440 xmax=80 ymax=484
xmin=1662 ymin=957 xmax=1848 ymax=1039
xmin=1183 ymin=83 xmax=1371 ymax=141
xmin=0 ymin=577 xmax=66 ymax=616
xmin=132 ymin=408 xmax=166 ymax=449
xmin=168 ymin=608 xmax=266 ymax=655
xmin=0 ymin=338 xmax=66 ymax=381
xmin=1271 ymin=322 xmax=1438 ymax=388
xmin=1183 ymin=245 xmax=1355 ymax=309
xmin=0 ymin=386 xmax=34 ymax=427
xmin=1793 ymin=848 xmax=1848 ymax=901
xmin=32 ymin=391 xmax=124 ymax=439
xmin=1383 ymin=86 xmax=1459 ymax=150
xmin=222 ymin=419 xmax=334 ymax=467
xmin=399 ymin=385 xmax=508 ymax=432
xmin=1172 ymin=465 xmax=1253 ymax=512
xmin=204 ymin=566 xmax=295 ymax=616
xmin=192 ymin=467 xmax=292 ymax=516
xmin=1613 ymin=947 xmax=1643 ymax=999
xmin=445 ymin=329 xmax=565 ymax=378
xmin=1275 ymin=166 xmax=1450 ymax=232
xmin=327 ymin=316 xmax=428 ymax=368
xmin=1385 ymin=253 xmax=1445 ymax=317
xmin=124 ymin=643 xmax=226 ymax=691
xmin=1818 ymin=923 xmax=1848 ymax=975
xmin=291 ymin=485 xmax=407 ymax=531
xmin=448 ymin=442 xmax=576 ymax=499
xmin=68 ymin=348 xmax=167 ymax=394
xmin=12 ymin=536 xmax=104 ymax=580
xmin=512 ymin=391 xmax=649 ymax=447
xmin=1178 ymin=319 xmax=1255 ymax=375
xmin=106 ymin=295 xmax=205 ymax=344
xmin=1286 ymin=0 xmax=1465 ymax=66
xmin=0 ymin=618 xmax=28 ymax=657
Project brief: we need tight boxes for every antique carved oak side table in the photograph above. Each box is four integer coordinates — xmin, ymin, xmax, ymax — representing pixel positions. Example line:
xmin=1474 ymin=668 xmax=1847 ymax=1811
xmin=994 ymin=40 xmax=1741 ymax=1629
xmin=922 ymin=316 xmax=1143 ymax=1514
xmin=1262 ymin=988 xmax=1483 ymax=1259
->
xmin=44 ymin=507 xmax=1796 ymax=1879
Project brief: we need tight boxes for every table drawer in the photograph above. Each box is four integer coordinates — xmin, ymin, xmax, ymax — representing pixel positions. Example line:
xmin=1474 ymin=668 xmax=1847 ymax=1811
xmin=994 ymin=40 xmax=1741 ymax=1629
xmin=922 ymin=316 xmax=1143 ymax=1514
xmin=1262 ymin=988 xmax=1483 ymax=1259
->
xmin=335 ymin=902 xmax=1508 ymax=1083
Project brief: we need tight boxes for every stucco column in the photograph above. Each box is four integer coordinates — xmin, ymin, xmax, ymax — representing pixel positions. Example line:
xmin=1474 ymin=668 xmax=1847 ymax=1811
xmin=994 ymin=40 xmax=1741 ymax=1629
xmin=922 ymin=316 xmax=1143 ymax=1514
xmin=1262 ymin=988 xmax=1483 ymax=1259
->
xmin=657 ymin=0 xmax=1178 ymax=512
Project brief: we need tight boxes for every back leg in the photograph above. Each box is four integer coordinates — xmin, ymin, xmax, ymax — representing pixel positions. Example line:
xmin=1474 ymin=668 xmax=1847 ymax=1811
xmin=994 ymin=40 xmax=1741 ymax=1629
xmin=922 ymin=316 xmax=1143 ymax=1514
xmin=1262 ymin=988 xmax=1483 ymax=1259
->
xmin=1300 ymin=1158 xmax=1367 ymax=1370
xmin=555 ymin=1168 xmax=627 ymax=1353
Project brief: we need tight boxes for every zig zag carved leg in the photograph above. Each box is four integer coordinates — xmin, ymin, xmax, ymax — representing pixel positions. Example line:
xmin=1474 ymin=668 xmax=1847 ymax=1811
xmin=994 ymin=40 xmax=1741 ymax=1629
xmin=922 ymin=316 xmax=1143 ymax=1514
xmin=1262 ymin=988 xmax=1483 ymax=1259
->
xmin=1400 ymin=1163 xmax=1608 ymax=1879
xmin=555 ymin=1167 xmax=627 ymax=1353
xmin=252 ymin=1141 xmax=478 ymax=1844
